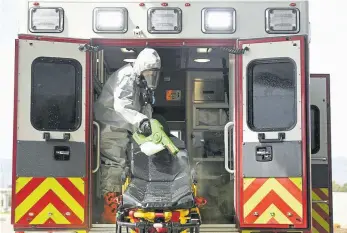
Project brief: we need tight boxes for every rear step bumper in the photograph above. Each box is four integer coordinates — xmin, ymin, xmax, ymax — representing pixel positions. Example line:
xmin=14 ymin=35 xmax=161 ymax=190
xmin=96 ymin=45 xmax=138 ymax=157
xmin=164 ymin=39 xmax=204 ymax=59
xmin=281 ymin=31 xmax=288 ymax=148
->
xmin=90 ymin=224 xmax=239 ymax=232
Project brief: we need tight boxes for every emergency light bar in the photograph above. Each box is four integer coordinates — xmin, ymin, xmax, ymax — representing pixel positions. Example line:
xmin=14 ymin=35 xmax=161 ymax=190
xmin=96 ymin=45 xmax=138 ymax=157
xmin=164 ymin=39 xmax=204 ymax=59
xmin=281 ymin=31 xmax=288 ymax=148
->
xmin=148 ymin=8 xmax=182 ymax=34
xmin=93 ymin=7 xmax=128 ymax=33
xmin=265 ymin=8 xmax=300 ymax=34
xmin=202 ymin=8 xmax=236 ymax=34
xmin=29 ymin=7 xmax=64 ymax=33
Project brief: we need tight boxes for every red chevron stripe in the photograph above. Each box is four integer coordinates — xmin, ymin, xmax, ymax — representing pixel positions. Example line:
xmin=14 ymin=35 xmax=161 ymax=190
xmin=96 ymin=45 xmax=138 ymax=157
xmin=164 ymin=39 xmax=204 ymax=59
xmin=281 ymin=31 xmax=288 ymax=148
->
xmin=244 ymin=190 xmax=302 ymax=224
xmin=268 ymin=217 xmax=279 ymax=224
xmin=313 ymin=188 xmax=328 ymax=201
xmin=243 ymin=178 xmax=267 ymax=203
xmin=15 ymin=178 xmax=45 ymax=205
xmin=312 ymin=218 xmax=329 ymax=233
xmin=275 ymin=178 xmax=302 ymax=202
xmin=313 ymin=203 xmax=329 ymax=221
xmin=16 ymin=190 xmax=82 ymax=225
xmin=56 ymin=178 xmax=85 ymax=207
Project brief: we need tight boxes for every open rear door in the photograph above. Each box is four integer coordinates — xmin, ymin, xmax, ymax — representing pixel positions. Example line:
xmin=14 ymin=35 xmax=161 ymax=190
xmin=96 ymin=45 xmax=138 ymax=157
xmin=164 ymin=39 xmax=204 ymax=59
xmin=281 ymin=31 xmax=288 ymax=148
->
xmin=309 ymin=74 xmax=333 ymax=233
xmin=12 ymin=35 xmax=91 ymax=231
xmin=235 ymin=36 xmax=310 ymax=230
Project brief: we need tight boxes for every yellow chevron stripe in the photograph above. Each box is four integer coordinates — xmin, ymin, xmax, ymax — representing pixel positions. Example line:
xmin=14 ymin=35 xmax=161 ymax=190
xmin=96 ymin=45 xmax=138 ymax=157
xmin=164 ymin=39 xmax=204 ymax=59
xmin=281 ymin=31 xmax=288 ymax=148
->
xmin=321 ymin=188 xmax=329 ymax=197
xmin=16 ymin=177 xmax=33 ymax=193
xmin=311 ymin=191 xmax=322 ymax=201
xmin=243 ymin=178 xmax=255 ymax=190
xmin=311 ymin=188 xmax=330 ymax=233
xmin=312 ymin=190 xmax=329 ymax=215
xmin=317 ymin=202 xmax=329 ymax=215
xmin=312 ymin=209 xmax=329 ymax=232
xmin=254 ymin=204 xmax=291 ymax=224
xmin=30 ymin=203 xmax=70 ymax=224
xmin=15 ymin=178 xmax=84 ymax=223
xmin=243 ymin=178 xmax=302 ymax=218
xmin=68 ymin=178 xmax=85 ymax=195
xmin=289 ymin=177 xmax=302 ymax=190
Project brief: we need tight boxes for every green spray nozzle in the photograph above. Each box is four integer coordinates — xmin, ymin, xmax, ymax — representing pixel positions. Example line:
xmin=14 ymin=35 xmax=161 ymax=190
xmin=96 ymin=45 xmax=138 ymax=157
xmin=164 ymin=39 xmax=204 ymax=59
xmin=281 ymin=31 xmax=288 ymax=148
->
xmin=133 ymin=119 xmax=179 ymax=156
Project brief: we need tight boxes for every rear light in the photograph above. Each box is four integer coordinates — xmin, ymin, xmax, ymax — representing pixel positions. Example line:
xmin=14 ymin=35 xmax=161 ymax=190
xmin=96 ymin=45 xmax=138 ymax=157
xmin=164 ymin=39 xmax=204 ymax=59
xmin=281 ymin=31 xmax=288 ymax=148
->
xmin=28 ymin=7 xmax=64 ymax=33
xmin=201 ymin=8 xmax=236 ymax=34
xmin=93 ymin=7 xmax=128 ymax=33
xmin=265 ymin=8 xmax=300 ymax=34
xmin=147 ymin=7 xmax=182 ymax=34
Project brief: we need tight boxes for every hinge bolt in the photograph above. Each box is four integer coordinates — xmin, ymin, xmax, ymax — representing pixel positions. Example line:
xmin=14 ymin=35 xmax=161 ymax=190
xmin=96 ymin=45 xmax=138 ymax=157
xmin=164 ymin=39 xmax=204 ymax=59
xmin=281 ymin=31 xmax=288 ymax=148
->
xmin=253 ymin=212 xmax=259 ymax=216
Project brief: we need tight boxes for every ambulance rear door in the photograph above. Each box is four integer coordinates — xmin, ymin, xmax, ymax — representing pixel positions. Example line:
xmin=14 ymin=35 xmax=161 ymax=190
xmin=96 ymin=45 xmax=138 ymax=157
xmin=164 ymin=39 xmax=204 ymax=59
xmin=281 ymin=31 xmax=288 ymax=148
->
xmin=12 ymin=35 xmax=92 ymax=231
xmin=235 ymin=36 xmax=310 ymax=230
xmin=309 ymin=74 xmax=333 ymax=233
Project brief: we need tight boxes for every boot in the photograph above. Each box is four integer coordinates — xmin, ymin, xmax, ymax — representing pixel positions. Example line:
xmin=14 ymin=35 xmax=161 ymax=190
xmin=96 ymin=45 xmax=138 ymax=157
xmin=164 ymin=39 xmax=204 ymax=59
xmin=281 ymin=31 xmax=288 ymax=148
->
xmin=101 ymin=192 xmax=120 ymax=224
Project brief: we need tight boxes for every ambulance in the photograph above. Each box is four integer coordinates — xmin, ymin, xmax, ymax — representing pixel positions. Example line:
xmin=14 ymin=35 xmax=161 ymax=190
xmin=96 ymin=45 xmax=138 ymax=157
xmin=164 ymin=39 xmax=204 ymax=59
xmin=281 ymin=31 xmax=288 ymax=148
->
xmin=11 ymin=0 xmax=333 ymax=232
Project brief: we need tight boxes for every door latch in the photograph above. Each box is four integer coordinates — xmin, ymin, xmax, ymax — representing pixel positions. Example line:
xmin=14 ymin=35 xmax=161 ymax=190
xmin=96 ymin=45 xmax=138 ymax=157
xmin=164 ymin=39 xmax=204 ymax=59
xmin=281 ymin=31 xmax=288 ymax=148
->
xmin=256 ymin=146 xmax=273 ymax=162
xmin=54 ymin=146 xmax=71 ymax=161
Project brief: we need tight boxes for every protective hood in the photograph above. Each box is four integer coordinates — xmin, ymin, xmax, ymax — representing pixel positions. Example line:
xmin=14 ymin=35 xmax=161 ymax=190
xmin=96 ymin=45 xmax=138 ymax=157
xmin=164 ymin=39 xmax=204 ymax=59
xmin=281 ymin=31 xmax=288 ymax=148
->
xmin=133 ymin=48 xmax=161 ymax=75
xmin=133 ymin=48 xmax=161 ymax=90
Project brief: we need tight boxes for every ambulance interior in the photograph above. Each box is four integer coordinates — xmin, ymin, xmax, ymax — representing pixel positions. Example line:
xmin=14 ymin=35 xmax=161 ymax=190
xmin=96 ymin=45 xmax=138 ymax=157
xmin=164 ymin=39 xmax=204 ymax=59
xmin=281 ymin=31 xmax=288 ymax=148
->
xmin=91 ymin=45 xmax=235 ymax=225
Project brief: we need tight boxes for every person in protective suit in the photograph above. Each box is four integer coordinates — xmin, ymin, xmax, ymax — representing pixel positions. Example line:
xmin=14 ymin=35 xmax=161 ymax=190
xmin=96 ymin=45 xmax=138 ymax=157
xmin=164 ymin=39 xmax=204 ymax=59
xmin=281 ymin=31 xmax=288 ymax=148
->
xmin=93 ymin=48 xmax=161 ymax=223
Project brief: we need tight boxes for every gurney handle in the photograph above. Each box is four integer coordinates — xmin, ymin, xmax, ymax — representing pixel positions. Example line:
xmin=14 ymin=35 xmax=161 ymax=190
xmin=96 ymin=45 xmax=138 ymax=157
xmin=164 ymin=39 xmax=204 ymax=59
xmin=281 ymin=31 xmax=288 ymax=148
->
xmin=224 ymin=121 xmax=235 ymax=174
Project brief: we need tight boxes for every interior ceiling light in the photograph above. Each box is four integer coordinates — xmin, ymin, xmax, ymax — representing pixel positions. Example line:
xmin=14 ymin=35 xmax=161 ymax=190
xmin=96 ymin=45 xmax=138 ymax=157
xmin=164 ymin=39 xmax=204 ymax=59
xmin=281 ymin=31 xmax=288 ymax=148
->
xmin=196 ymin=48 xmax=212 ymax=53
xmin=123 ymin=58 xmax=136 ymax=63
xmin=123 ymin=50 xmax=137 ymax=63
xmin=194 ymin=49 xmax=211 ymax=63
xmin=194 ymin=58 xmax=210 ymax=63
xmin=121 ymin=48 xmax=135 ymax=53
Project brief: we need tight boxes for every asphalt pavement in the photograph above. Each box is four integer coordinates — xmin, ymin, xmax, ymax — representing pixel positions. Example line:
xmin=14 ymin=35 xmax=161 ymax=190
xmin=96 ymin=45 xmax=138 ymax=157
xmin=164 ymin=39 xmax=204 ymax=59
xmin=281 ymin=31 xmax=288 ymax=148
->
xmin=0 ymin=214 xmax=14 ymax=233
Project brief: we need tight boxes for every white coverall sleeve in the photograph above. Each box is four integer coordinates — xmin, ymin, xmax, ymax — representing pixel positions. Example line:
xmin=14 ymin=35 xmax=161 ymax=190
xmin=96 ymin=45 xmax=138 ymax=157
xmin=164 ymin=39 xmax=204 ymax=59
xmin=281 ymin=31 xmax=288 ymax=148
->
xmin=94 ymin=64 xmax=148 ymax=134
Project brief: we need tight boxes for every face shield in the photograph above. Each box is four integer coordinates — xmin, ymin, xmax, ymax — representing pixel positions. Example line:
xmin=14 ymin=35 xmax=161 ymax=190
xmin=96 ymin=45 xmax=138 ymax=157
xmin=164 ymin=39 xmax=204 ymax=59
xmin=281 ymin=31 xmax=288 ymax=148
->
xmin=141 ymin=68 xmax=161 ymax=90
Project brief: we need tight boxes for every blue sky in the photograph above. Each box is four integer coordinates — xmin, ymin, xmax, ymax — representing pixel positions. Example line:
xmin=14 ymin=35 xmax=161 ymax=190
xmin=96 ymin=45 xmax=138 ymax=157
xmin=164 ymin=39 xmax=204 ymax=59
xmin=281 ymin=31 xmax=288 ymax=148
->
xmin=0 ymin=0 xmax=345 ymax=160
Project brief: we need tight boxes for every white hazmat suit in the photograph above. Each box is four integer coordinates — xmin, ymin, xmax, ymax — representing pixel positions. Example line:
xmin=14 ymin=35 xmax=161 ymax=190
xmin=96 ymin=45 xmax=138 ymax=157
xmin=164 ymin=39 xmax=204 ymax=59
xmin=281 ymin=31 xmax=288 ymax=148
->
xmin=94 ymin=48 xmax=161 ymax=197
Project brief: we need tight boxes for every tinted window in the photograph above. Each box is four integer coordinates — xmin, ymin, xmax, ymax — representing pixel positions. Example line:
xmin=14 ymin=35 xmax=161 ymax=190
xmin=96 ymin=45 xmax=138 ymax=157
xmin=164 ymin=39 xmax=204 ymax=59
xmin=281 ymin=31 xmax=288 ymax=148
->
xmin=247 ymin=58 xmax=296 ymax=131
xmin=31 ymin=57 xmax=82 ymax=131
xmin=311 ymin=105 xmax=320 ymax=154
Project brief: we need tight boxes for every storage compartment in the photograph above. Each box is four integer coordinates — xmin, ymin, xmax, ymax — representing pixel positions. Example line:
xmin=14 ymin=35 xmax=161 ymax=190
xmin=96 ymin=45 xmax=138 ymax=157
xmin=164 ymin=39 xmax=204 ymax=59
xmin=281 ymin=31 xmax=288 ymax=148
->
xmin=90 ymin=43 xmax=235 ymax=226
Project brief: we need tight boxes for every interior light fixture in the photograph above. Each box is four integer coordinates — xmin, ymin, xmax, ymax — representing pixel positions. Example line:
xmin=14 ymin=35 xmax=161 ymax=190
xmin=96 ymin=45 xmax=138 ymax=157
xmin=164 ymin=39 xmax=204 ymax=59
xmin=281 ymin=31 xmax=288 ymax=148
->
xmin=121 ymin=48 xmax=135 ymax=53
xmin=194 ymin=58 xmax=211 ymax=63
xmin=196 ymin=48 xmax=212 ymax=53
xmin=123 ymin=58 xmax=136 ymax=63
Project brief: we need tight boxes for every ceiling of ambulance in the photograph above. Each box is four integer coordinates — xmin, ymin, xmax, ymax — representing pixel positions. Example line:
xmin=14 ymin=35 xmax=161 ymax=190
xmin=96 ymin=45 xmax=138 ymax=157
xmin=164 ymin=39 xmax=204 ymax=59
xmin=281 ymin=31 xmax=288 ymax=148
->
xmin=100 ymin=46 xmax=230 ymax=71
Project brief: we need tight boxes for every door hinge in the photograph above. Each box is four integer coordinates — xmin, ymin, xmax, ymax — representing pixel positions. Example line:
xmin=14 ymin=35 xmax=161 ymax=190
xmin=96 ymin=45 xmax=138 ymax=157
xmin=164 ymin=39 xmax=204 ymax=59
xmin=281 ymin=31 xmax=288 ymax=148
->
xmin=219 ymin=46 xmax=249 ymax=54
xmin=79 ymin=44 xmax=99 ymax=52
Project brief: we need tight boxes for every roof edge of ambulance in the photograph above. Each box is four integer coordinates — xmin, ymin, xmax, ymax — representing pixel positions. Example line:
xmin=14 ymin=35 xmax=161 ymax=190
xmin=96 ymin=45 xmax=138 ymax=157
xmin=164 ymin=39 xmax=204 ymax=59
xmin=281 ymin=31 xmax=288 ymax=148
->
xmin=28 ymin=0 xmax=309 ymax=2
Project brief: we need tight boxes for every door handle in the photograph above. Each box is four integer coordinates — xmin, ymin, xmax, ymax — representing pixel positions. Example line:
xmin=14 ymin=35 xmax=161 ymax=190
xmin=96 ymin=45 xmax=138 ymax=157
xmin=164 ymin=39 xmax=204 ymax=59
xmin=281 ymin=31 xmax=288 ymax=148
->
xmin=312 ymin=157 xmax=327 ymax=161
xmin=43 ymin=132 xmax=70 ymax=142
xmin=224 ymin=121 xmax=235 ymax=174
xmin=92 ymin=121 xmax=101 ymax=174
xmin=312 ymin=200 xmax=328 ymax=204
xmin=258 ymin=132 xmax=285 ymax=143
